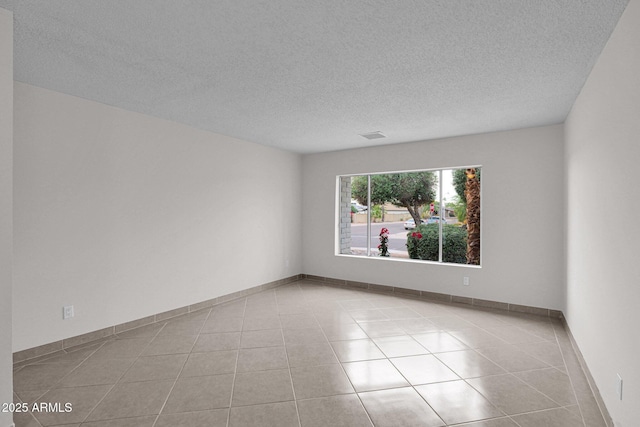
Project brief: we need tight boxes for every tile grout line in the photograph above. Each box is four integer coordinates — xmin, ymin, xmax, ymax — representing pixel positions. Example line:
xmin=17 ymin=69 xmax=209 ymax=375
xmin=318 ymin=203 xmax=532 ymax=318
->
xmin=26 ymin=339 xmax=112 ymax=426
xmin=274 ymin=286 xmax=303 ymax=427
xmin=347 ymin=301 xmax=452 ymax=425
xmin=81 ymin=321 xmax=167 ymax=426
xmin=11 ymin=392 xmax=44 ymax=427
xmin=448 ymin=318 xmax=584 ymax=426
xmin=150 ymin=307 xmax=214 ymax=427
xmin=433 ymin=356 xmax=509 ymax=425
xmin=510 ymin=416 xmax=525 ymax=427
xmin=560 ymin=319 xmax=613 ymax=427
xmin=466 ymin=315 xmax=586 ymax=411
xmin=550 ymin=320 xmax=589 ymax=427
xmin=225 ymin=297 xmax=248 ymax=427
xmin=313 ymin=300 xmax=377 ymax=427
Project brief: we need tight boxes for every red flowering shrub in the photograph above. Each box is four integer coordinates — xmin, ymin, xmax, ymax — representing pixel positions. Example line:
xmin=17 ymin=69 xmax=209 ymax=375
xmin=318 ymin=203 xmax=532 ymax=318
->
xmin=378 ymin=228 xmax=389 ymax=257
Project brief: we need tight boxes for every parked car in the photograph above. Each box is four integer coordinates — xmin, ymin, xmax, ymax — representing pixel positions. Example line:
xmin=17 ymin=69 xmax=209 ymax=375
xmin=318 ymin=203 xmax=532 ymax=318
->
xmin=403 ymin=218 xmax=425 ymax=229
xmin=426 ymin=216 xmax=446 ymax=224
xmin=351 ymin=202 xmax=367 ymax=212
xmin=405 ymin=217 xmax=446 ymax=229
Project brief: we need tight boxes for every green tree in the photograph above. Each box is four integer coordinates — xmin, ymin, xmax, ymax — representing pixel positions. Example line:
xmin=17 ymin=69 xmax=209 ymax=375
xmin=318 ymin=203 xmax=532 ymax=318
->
xmin=447 ymin=195 xmax=467 ymax=223
xmin=351 ymin=172 xmax=437 ymax=226
xmin=370 ymin=205 xmax=383 ymax=221
xmin=452 ymin=169 xmax=468 ymax=204
xmin=452 ymin=168 xmax=481 ymax=223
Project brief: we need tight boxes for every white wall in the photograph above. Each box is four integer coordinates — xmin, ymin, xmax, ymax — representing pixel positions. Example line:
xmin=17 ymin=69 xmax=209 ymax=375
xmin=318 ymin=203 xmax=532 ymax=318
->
xmin=13 ymin=83 xmax=302 ymax=352
xmin=565 ymin=0 xmax=639 ymax=424
xmin=302 ymin=125 xmax=565 ymax=310
xmin=0 ymin=8 xmax=13 ymax=427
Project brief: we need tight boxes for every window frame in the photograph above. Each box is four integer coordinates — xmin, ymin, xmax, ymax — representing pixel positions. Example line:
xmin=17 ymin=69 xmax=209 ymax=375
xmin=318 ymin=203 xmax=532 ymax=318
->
xmin=336 ymin=165 xmax=482 ymax=267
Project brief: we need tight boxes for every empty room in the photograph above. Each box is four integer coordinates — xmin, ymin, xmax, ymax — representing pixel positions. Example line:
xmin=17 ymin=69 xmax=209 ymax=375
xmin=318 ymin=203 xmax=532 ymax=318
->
xmin=0 ymin=1 xmax=638 ymax=426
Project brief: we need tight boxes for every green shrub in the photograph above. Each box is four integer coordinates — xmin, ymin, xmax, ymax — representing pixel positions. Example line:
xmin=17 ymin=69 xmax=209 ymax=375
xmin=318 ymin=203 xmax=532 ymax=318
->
xmin=371 ymin=205 xmax=383 ymax=220
xmin=406 ymin=224 xmax=467 ymax=263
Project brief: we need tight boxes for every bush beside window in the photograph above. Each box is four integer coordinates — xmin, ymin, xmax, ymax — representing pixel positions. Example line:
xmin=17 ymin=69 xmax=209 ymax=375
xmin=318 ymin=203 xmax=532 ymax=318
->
xmin=406 ymin=224 xmax=468 ymax=264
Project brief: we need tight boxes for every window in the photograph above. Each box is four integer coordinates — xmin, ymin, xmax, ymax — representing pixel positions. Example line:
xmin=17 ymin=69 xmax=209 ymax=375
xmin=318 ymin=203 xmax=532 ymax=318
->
xmin=337 ymin=167 xmax=481 ymax=266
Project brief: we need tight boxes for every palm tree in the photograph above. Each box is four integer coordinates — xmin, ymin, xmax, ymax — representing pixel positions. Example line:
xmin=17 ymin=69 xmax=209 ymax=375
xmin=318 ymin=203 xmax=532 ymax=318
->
xmin=465 ymin=168 xmax=480 ymax=265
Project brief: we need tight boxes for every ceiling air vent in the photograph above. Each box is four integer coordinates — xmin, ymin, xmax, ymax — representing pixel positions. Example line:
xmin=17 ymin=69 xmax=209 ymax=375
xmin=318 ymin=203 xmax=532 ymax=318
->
xmin=359 ymin=131 xmax=386 ymax=140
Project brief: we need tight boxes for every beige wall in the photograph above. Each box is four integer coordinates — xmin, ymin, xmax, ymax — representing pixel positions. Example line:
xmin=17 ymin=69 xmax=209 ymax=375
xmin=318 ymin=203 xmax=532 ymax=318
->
xmin=0 ymin=8 xmax=13 ymax=427
xmin=12 ymin=83 xmax=303 ymax=352
xmin=302 ymin=124 xmax=566 ymax=310
xmin=351 ymin=213 xmax=412 ymax=224
xmin=565 ymin=0 xmax=639 ymax=424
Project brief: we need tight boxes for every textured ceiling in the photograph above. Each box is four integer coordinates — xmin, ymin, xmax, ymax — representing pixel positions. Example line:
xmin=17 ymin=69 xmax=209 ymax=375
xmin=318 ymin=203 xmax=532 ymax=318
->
xmin=0 ymin=0 xmax=630 ymax=153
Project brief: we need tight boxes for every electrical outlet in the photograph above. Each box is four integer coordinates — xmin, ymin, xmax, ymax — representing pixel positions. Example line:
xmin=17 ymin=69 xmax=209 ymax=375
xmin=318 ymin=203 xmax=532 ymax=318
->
xmin=63 ymin=305 xmax=74 ymax=320
xmin=463 ymin=276 xmax=470 ymax=286
xmin=616 ymin=374 xmax=623 ymax=400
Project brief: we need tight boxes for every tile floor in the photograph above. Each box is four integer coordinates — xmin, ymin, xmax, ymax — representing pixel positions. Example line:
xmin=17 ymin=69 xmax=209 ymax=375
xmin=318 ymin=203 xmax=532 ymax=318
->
xmin=12 ymin=280 xmax=607 ymax=427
